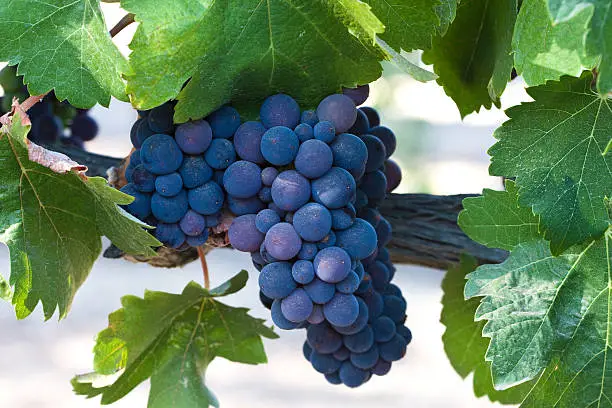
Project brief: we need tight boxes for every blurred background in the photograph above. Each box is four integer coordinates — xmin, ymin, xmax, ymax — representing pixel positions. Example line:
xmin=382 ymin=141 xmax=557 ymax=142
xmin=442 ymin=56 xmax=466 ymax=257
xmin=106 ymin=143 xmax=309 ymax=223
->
xmin=0 ymin=4 xmax=532 ymax=408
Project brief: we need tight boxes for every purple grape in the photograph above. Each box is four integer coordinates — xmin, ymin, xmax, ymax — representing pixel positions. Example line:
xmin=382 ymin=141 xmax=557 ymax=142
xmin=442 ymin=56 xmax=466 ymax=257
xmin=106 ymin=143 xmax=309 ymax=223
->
xmin=234 ymin=121 xmax=266 ymax=164
xmin=344 ymin=325 xmax=374 ymax=353
xmin=204 ymin=138 xmax=236 ymax=169
xmin=361 ymin=134 xmax=386 ymax=173
xmin=298 ymin=243 xmax=318 ymax=260
xmin=228 ymin=195 xmax=266 ymax=216
xmin=175 ymin=120 xmax=212 ymax=154
xmin=292 ymin=260 xmax=315 ymax=284
xmin=179 ymin=210 xmax=206 ymax=237
xmin=255 ymin=209 xmax=281 ymax=233
xmin=229 ymin=214 xmax=264 ymax=252
xmin=155 ymin=222 xmax=185 ymax=249
xmin=131 ymin=164 xmax=155 ymax=193
xmin=307 ymin=304 xmax=325 ymax=324
xmin=313 ymin=121 xmax=335 ymax=143
xmin=271 ymin=170 xmax=311 ymax=211
xmin=207 ymin=105 xmax=240 ymax=138
xmin=339 ymin=361 xmax=369 ymax=388
xmin=350 ymin=345 xmax=379 ymax=370
xmin=151 ymin=190 xmax=189 ymax=223
xmin=310 ymin=352 xmax=342 ymax=374
xmin=384 ymin=159 xmax=402 ymax=193
xmin=304 ymin=278 xmax=335 ymax=304
xmin=336 ymin=218 xmax=378 ymax=260
xmin=70 ymin=114 xmax=98 ymax=141
xmin=300 ymin=110 xmax=318 ymax=127
xmin=154 ymin=172 xmax=183 ymax=197
xmin=294 ymin=123 xmax=314 ymax=142
xmin=259 ymin=262 xmax=296 ymax=299
xmin=187 ymin=181 xmax=224 ymax=215
xmin=260 ymin=94 xmax=300 ymax=129
xmin=281 ymin=288 xmax=314 ymax=323
xmin=361 ymin=170 xmax=387 ymax=202
xmin=272 ymin=299 xmax=301 ymax=330
xmin=342 ymin=85 xmax=370 ymax=106
xmin=324 ymin=293 xmax=359 ymax=327
xmin=359 ymin=106 xmax=380 ymax=127
xmin=369 ymin=126 xmax=396 ymax=158
xmin=316 ymin=94 xmax=357 ymax=134
xmin=260 ymin=126 xmax=299 ymax=165
xmin=179 ymin=156 xmax=213 ymax=189
xmin=311 ymin=167 xmax=356 ymax=209
xmin=378 ymin=334 xmax=408 ymax=362
xmin=223 ymin=161 xmax=262 ymax=198
xmin=292 ymin=203 xmax=332 ymax=242
xmin=147 ymin=103 xmax=174 ymax=133
xmin=295 ymin=139 xmax=333 ymax=179
xmin=307 ymin=323 xmax=343 ymax=354
xmin=347 ymin=109 xmax=370 ymax=135
xmin=186 ymin=230 xmax=209 ymax=247
xmin=140 ymin=134 xmax=183 ymax=175
xmin=264 ymin=222 xmax=302 ymax=260
xmin=261 ymin=167 xmax=279 ymax=186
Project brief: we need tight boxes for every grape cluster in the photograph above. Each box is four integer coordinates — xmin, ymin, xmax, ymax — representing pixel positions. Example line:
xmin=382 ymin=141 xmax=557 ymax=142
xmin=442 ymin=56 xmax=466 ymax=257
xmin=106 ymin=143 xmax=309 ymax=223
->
xmin=121 ymin=103 xmax=238 ymax=249
xmin=120 ymin=85 xmax=410 ymax=387
xmin=0 ymin=66 xmax=98 ymax=147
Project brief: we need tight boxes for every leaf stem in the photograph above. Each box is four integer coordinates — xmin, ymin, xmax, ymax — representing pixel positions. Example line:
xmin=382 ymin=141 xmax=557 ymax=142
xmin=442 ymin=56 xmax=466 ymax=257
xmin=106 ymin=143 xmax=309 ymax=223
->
xmin=109 ymin=13 xmax=135 ymax=38
xmin=19 ymin=93 xmax=49 ymax=112
xmin=197 ymin=246 xmax=210 ymax=289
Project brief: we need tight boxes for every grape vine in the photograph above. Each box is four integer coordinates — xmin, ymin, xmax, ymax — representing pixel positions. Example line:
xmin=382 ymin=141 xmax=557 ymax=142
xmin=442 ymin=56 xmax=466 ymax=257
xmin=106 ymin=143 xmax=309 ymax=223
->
xmin=0 ymin=0 xmax=610 ymax=407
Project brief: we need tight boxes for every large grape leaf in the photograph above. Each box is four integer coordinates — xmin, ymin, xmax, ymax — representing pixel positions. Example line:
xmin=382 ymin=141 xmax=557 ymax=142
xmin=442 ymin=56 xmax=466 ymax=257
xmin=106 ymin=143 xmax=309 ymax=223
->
xmin=0 ymin=0 xmax=128 ymax=107
xmin=123 ymin=0 xmax=388 ymax=121
xmin=0 ymin=109 xmax=160 ymax=320
xmin=441 ymin=254 xmax=537 ymax=404
xmin=422 ymin=0 xmax=517 ymax=117
xmin=489 ymin=72 xmax=612 ymax=254
xmin=458 ymin=180 xmax=541 ymax=251
xmin=363 ymin=0 xmax=440 ymax=51
xmin=465 ymin=231 xmax=612 ymax=407
xmin=436 ymin=0 xmax=459 ymax=35
xmin=72 ymin=271 xmax=278 ymax=408
xmin=513 ymin=0 xmax=598 ymax=86
xmin=546 ymin=0 xmax=612 ymax=94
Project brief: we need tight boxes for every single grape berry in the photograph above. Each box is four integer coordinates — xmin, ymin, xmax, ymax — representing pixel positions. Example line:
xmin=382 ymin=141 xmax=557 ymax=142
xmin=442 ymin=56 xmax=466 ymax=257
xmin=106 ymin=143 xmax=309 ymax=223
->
xmin=174 ymin=120 xmax=213 ymax=154
xmin=260 ymin=93 xmax=301 ymax=129
xmin=207 ymin=105 xmax=241 ymax=138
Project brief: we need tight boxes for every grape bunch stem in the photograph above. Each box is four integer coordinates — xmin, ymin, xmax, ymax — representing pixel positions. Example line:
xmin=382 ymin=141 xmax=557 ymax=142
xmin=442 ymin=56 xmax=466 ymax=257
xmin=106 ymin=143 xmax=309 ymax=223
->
xmin=197 ymin=245 xmax=210 ymax=289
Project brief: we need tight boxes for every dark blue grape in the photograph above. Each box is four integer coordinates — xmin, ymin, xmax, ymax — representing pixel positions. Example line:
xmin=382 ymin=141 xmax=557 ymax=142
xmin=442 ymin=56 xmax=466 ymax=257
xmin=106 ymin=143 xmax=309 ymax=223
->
xmin=376 ymin=216 xmax=392 ymax=247
xmin=260 ymin=94 xmax=300 ymax=129
xmin=255 ymin=209 xmax=280 ymax=233
xmin=179 ymin=210 xmax=206 ymax=237
xmin=313 ymin=121 xmax=335 ymax=143
xmin=347 ymin=109 xmax=370 ymax=135
xmin=207 ymin=105 xmax=240 ymax=138
xmin=31 ymin=114 xmax=63 ymax=143
xmin=325 ymin=372 xmax=342 ymax=385
xmin=147 ymin=103 xmax=174 ymax=133
xmin=179 ymin=156 xmax=213 ymax=189
xmin=301 ymin=110 xmax=318 ymax=126
xmin=362 ymin=288 xmax=384 ymax=322
xmin=379 ymin=334 xmax=407 ymax=362
xmin=155 ymin=222 xmax=185 ymax=249
xmin=358 ymin=207 xmax=381 ymax=228
xmin=131 ymin=119 xmax=155 ymax=149
xmin=271 ymin=170 xmax=311 ymax=211
xmin=234 ymin=121 xmax=266 ymax=163
xmin=268 ymin=202 xmax=286 ymax=217
xmin=259 ymin=262 xmax=296 ymax=299
xmin=151 ymin=190 xmax=189 ymax=223
xmin=188 ymin=181 xmax=224 ymax=215
xmin=354 ymin=261 xmax=365 ymax=280
xmin=333 ymin=298 xmax=369 ymax=335
xmin=384 ymin=159 xmax=402 ymax=193
xmin=311 ymin=167 xmax=356 ymax=209
xmin=314 ymin=247 xmax=351 ymax=283
xmin=368 ymin=261 xmax=390 ymax=291
xmin=330 ymin=133 xmax=368 ymax=179
xmin=304 ymin=278 xmax=335 ymax=305
xmin=271 ymin=299 xmax=300 ymax=330
xmin=292 ymin=203 xmax=332 ymax=242
xmin=175 ymin=120 xmax=212 ymax=154
xmin=294 ymin=123 xmax=314 ymax=142
xmin=307 ymin=323 xmax=342 ymax=354
xmin=129 ymin=149 xmax=142 ymax=167
xmin=336 ymin=218 xmax=377 ymax=260
xmin=264 ymin=222 xmax=302 ymax=260
xmin=350 ymin=345 xmax=379 ymax=370
xmin=281 ymin=288 xmax=313 ymax=323
xmin=223 ymin=160 xmax=262 ymax=198
xmin=140 ymin=134 xmax=183 ymax=175
xmin=372 ymin=316 xmax=396 ymax=343
xmin=292 ymin=260 xmax=315 ymax=284
xmin=331 ymin=205 xmax=355 ymax=230
xmin=120 ymin=183 xmax=151 ymax=219
xmin=383 ymin=295 xmax=407 ymax=324
xmin=372 ymin=360 xmax=391 ymax=376
xmin=70 ymin=114 xmax=98 ymax=141
xmin=213 ymin=170 xmax=224 ymax=185
xmin=359 ymin=106 xmax=380 ymax=127
xmin=298 ymin=243 xmax=318 ymax=260
xmin=316 ymin=94 xmax=357 ymax=134
xmin=258 ymin=186 xmax=272 ymax=203
xmin=344 ymin=325 xmax=374 ymax=353
xmin=204 ymin=138 xmax=236 ymax=169
xmin=338 ymin=361 xmax=369 ymax=388
xmin=317 ymin=231 xmax=336 ymax=250
xmin=155 ymin=172 xmax=183 ymax=197
xmin=261 ymin=167 xmax=279 ymax=186
xmin=361 ymin=135 xmax=386 ymax=173
xmin=131 ymin=165 xmax=156 ymax=193
xmin=336 ymin=271 xmax=360 ymax=294
xmin=260 ymin=126 xmax=299 ymax=165
xmin=324 ymin=293 xmax=359 ymax=327
xmin=228 ymin=195 xmax=265 ymax=216
xmin=342 ymin=85 xmax=369 ymax=106
xmin=310 ymin=352 xmax=342 ymax=374
xmin=397 ymin=326 xmax=412 ymax=344
xmin=308 ymin=305 xmax=325 ymax=324
xmin=295 ymin=139 xmax=333 ymax=179
xmin=369 ymin=126 xmax=396 ymax=158
xmin=228 ymin=214 xmax=264 ymax=252
xmin=333 ymin=347 xmax=350 ymax=361
xmin=205 ymin=214 xmax=220 ymax=228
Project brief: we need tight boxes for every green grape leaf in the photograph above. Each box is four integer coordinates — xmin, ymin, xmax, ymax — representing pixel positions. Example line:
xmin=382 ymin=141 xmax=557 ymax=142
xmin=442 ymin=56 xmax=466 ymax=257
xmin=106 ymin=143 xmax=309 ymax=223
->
xmin=489 ymin=72 xmax=612 ymax=254
xmin=422 ymin=0 xmax=517 ymax=117
xmin=73 ymin=271 xmax=278 ymax=407
xmin=0 ymin=0 xmax=128 ymax=108
xmin=363 ymin=0 xmax=440 ymax=51
xmin=0 ymin=109 xmax=160 ymax=320
xmin=436 ymin=0 xmax=459 ymax=35
xmin=123 ymin=0 xmax=388 ymax=121
xmin=442 ymin=254 xmax=537 ymax=404
xmin=0 ymin=273 xmax=12 ymax=301
xmin=546 ymin=0 xmax=612 ymax=94
xmin=464 ymin=231 xmax=612 ymax=403
xmin=513 ymin=0 xmax=597 ymax=87
xmin=458 ymin=180 xmax=542 ymax=251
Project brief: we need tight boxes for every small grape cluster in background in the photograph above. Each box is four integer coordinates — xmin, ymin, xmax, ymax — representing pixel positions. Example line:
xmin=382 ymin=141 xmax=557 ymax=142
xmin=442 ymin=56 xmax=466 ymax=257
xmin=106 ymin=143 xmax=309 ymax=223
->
xmin=0 ymin=66 xmax=99 ymax=148
xmin=119 ymin=84 xmax=410 ymax=388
